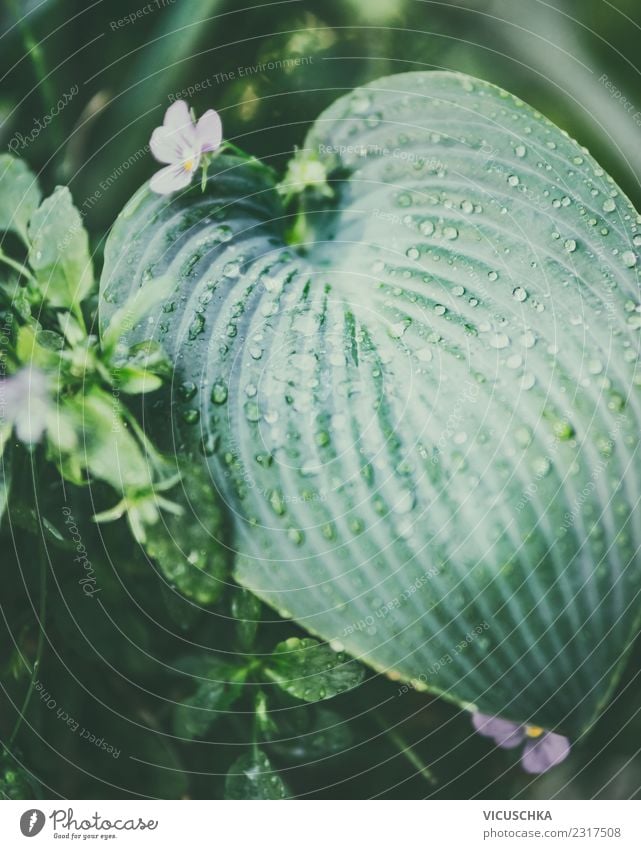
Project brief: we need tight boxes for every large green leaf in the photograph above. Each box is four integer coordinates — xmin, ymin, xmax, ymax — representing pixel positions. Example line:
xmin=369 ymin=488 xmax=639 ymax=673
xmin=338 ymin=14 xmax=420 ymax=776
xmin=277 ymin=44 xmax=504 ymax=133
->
xmin=99 ymin=72 xmax=641 ymax=738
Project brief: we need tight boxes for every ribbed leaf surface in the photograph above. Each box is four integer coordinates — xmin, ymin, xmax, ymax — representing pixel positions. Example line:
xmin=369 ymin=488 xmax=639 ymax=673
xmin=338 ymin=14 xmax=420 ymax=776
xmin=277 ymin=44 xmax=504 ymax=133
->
xmin=100 ymin=72 xmax=641 ymax=737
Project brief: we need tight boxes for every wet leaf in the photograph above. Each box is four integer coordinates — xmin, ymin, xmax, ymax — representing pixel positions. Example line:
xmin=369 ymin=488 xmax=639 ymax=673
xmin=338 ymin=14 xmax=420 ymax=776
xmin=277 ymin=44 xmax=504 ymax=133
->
xmin=265 ymin=637 xmax=365 ymax=702
xmin=0 ymin=155 xmax=41 ymax=245
xmin=224 ymin=749 xmax=289 ymax=800
xmin=100 ymin=72 xmax=641 ymax=737
xmin=28 ymin=187 xmax=93 ymax=310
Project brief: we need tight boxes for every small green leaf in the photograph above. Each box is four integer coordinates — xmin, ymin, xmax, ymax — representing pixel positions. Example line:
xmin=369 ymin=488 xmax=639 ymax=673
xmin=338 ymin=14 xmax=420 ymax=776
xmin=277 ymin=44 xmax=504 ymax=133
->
xmin=28 ymin=187 xmax=93 ymax=309
xmin=269 ymin=706 xmax=353 ymax=761
xmin=143 ymin=464 xmax=229 ymax=604
xmin=53 ymin=389 xmax=152 ymax=491
xmin=254 ymin=691 xmax=277 ymax=738
xmin=265 ymin=637 xmax=365 ymax=702
xmin=113 ymin=366 xmax=163 ymax=395
xmin=57 ymin=311 xmax=85 ymax=347
xmin=0 ymin=754 xmax=40 ymax=800
xmin=15 ymin=323 xmax=64 ymax=369
xmin=172 ymin=657 xmax=244 ymax=740
xmin=0 ymin=154 xmax=42 ymax=245
xmin=224 ymin=749 xmax=289 ymax=800
xmin=0 ymin=437 xmax=11 ymax=527
xmin=231 ymin=588 xmax=262 ymax=649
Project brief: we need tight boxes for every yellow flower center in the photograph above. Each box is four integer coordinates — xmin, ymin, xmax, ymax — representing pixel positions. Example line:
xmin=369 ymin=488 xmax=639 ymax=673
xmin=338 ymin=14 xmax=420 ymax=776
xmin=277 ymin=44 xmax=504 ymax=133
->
xmin=184 ymin=158 xmax=196 ymax=172
xmin=525 ymin=725 xmax=544 ymax=738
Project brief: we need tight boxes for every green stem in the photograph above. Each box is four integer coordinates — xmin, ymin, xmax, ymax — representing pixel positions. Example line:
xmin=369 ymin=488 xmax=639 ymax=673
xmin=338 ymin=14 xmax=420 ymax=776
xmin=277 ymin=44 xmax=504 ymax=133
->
xmin=119 ymin=403 xmax=166 ymax=472
xmin=221 ymin=141 xmax=258 ymax=163
xmin=0 ymin=250 xmax=36 ymax=284
xmin=285 ymin=199 xmax=310 ymax=247
xmin=8 ymin=546 xmax=47 ymax=749
xmin=375 ymin=715 xmax=437 ymax=785
xmin=71 ymin=301 xmax=87 ymax=336
xmin=6 ymin=0 xmax=63 ymax=151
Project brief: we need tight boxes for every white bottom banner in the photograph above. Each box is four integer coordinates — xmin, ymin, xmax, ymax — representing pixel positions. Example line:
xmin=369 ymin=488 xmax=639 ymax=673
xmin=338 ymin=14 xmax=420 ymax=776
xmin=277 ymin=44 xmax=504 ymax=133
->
xmin=0 ymin=800 xmax=639 ymax=848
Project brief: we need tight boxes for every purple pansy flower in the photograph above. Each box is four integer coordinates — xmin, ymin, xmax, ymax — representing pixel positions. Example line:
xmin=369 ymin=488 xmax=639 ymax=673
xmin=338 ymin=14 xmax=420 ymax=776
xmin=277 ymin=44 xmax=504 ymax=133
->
xmin=472 ymin=712 xmax=571 ymax=774
xmin=149 ymin=101 xmax=222 ymax=195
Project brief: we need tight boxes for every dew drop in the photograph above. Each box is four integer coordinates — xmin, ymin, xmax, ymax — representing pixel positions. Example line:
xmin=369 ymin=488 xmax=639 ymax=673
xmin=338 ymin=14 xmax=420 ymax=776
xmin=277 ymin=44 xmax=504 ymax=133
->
xmin=520 ymin=330 xmax=537 ymax=349
xmin=188 ymin=313 xmax=205 ymax=339
xmin=245 ymin=402 xmax=261 ymax=422
xmin=200 ymin=433 xmax=219 ymax=456
xmin=211 ymin=381 xmax=228 ymax=404
xmin=223 ymin=261 xmax=240 ymax=278
xmin=489 ymin=332 xmax=510 ymax=349
xmin=178 ymin=381 xmax=197 ymax=401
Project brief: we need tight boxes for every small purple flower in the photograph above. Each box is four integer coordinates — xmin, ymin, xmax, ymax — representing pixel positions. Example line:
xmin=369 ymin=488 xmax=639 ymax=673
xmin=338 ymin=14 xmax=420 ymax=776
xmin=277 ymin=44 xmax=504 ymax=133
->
xmin=149 ymin=101 xmax=222 ymax=195
xmin=0 ymin=368 xmax=50 ymax=444
xmin=472 ymin=712 xmax=571 ymax=774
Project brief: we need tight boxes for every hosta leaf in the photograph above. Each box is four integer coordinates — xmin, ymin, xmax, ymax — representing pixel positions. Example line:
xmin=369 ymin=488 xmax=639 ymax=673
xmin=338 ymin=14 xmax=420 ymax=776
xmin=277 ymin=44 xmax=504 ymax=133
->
xmin=265 ymin=637 xmax=365 ymax=702
xmin=224 ymin=749 xmax=289 ymax=800
xmin=100 ymin=72 xmax=641 ymax=738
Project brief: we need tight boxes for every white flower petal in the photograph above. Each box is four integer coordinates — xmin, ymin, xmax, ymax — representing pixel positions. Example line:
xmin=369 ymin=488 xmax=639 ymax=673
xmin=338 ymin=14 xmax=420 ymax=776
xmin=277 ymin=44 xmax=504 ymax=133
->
xmin=160 ymin=101 xmax=199 ymax=161
xmin=1 ymin=369 xmax=50 ymax=444
xmin=163 ymin=100 xmax=193 ymax=133
xmin=149 ymin=163 xmax=193 ymax=195
xmin=196 ymin=109 xmax=223 ymax=152
xmin=150 ymin=126 xmax=181 ymax=164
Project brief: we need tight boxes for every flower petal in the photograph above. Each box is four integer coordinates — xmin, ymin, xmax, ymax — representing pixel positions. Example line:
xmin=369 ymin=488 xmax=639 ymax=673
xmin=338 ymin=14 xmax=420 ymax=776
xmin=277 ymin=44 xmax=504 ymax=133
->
xmin=160 ymin=101 xmax=199 ymax=162
xmin=521 ymin=732 xmax=571 ymax=774
xmin=472 ymin=712 xmax=525 ymax=749
xmin=163 ymin=100 xmax=193 ymax=133
xmin=149 ymin=163 xmax=193 ymax=195
xmin=195 ymin=109 xmax=222 ymax=152
xmin=150 ymin=126 xmax=183 ymax=164
xmin=2 ymin=369 xmax=50 ymax=443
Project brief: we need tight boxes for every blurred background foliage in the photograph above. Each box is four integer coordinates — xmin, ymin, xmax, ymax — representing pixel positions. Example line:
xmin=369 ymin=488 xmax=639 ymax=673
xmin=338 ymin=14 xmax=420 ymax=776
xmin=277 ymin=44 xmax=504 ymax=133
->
xmin=1 ymin=0 xmax=641 ymax=799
